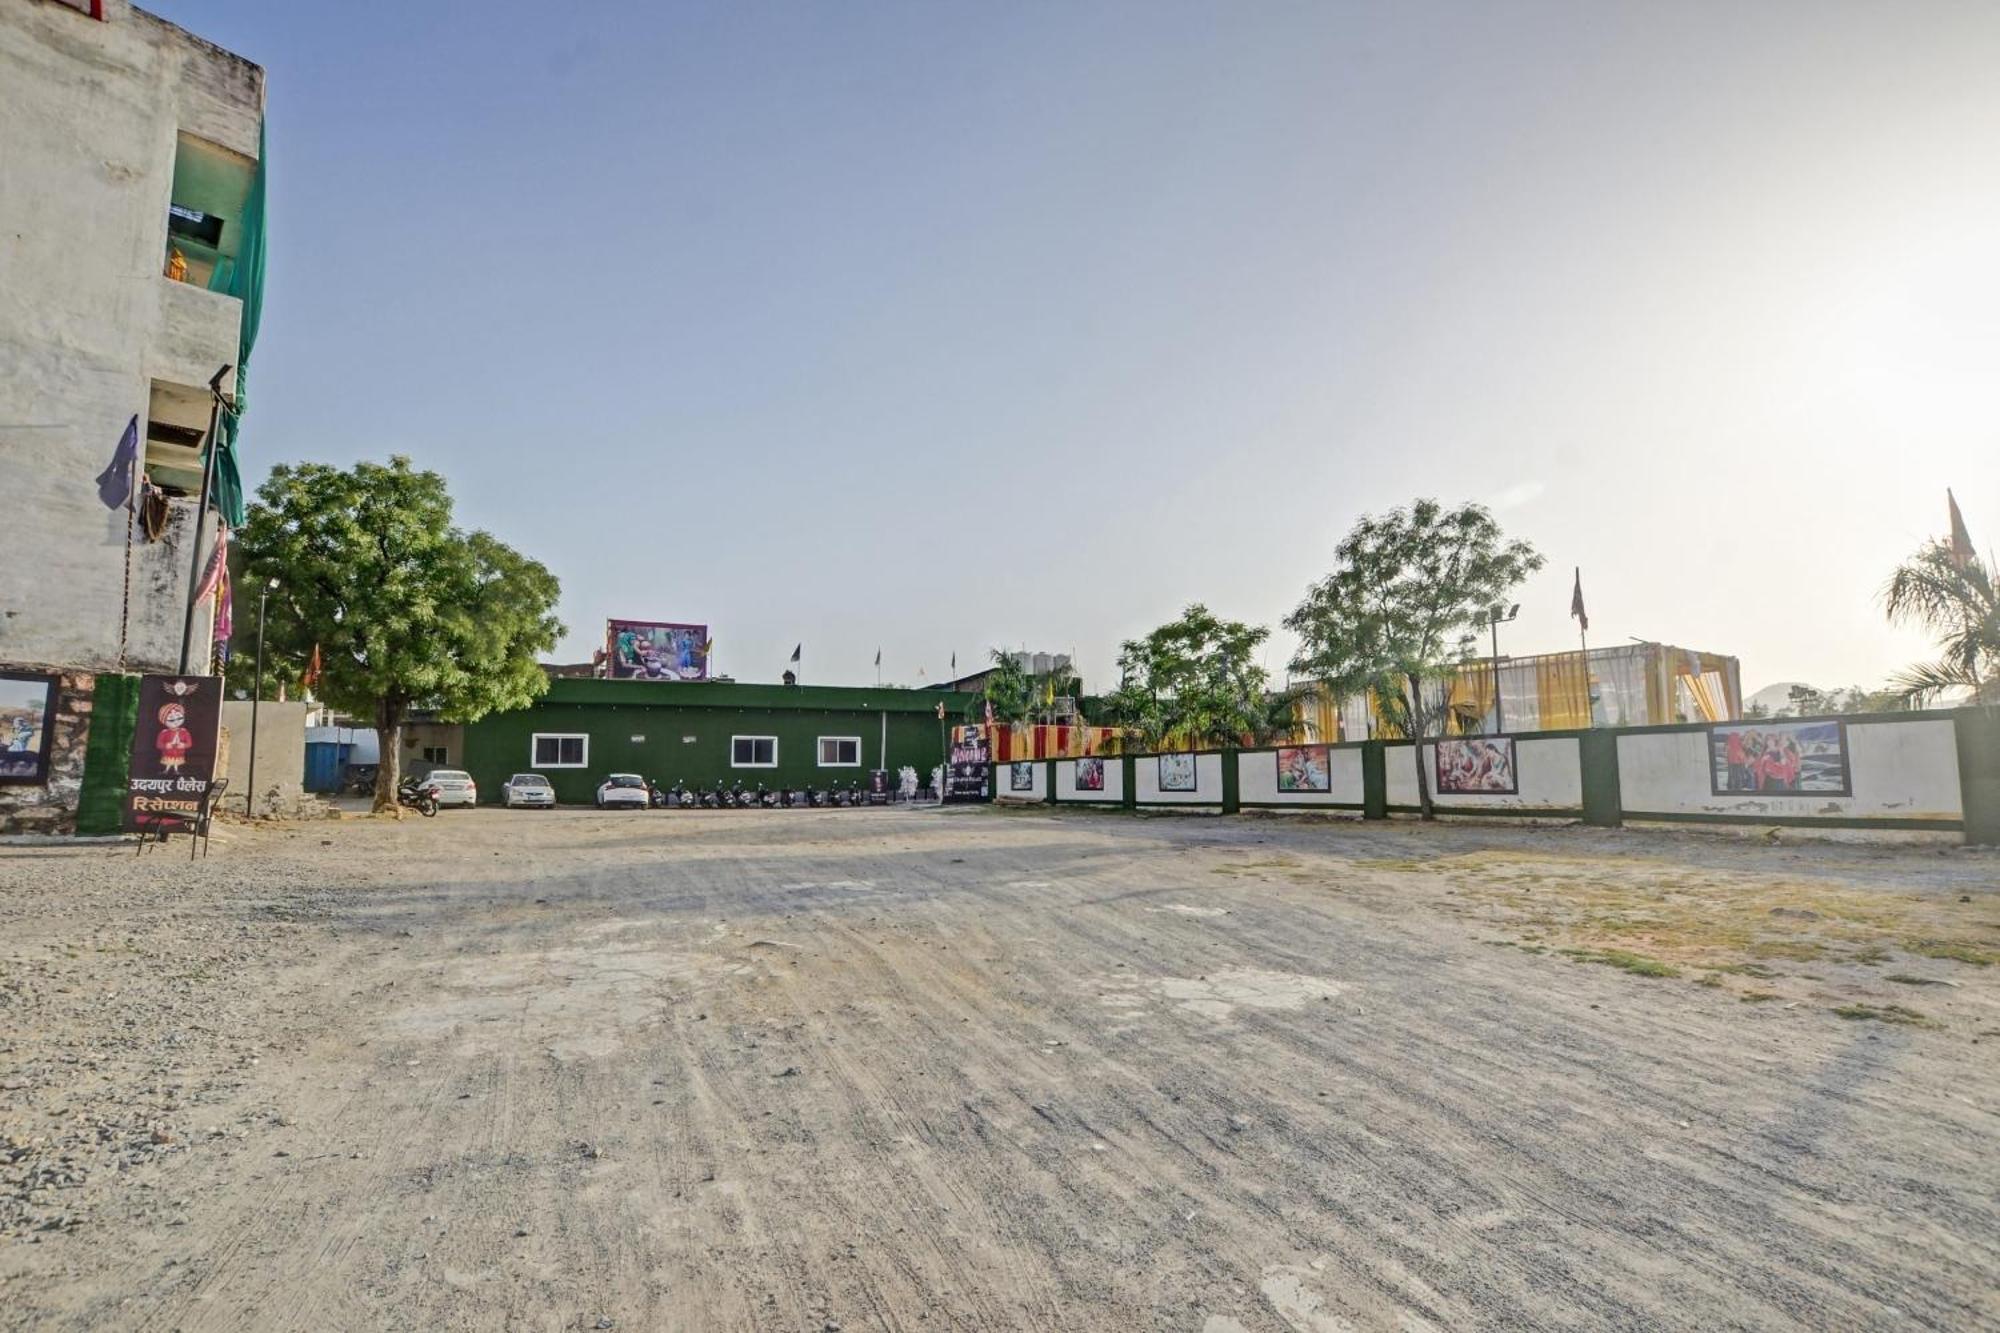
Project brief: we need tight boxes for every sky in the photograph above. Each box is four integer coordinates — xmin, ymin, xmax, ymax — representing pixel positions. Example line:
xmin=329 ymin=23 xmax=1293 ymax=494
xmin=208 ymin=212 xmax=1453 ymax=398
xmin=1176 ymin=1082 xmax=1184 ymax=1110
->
xmin=155 ymin=0 xmax=2000 ymax=693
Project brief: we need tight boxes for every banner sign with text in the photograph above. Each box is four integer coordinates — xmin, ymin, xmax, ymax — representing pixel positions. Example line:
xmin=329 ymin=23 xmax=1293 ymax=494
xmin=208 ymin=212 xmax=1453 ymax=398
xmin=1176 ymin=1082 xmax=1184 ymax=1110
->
xmin=945 ymin=725 xmax=991 ymax=803
xmin=123 ymin=675 xmax=222 ymax=833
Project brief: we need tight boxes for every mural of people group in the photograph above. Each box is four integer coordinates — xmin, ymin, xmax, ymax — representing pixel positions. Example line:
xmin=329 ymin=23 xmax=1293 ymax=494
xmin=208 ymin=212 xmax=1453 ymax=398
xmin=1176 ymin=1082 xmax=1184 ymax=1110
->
xmin=1435 ymin=737 xmax=1518 ymax=794
xmin=0 ymin=672 xmax=56 ymax=784
xmin=1158 ymin=753 xmax=1197 ymax=792
xmin=1075 ymin=757 xmax=1105 ymax=791
xmin=1276 ymin=745 xmax=1331 ymax=793
xmin=607 ymin=620 xmax=708 ymax=681
xmin=1710 ymin=720 xmax=1850 ymax=795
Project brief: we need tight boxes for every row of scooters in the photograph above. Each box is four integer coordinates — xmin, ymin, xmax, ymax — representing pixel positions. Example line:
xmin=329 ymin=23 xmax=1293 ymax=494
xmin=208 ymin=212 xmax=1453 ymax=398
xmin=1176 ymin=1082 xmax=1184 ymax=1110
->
xmin=647 ymin=779 xmax=880 ymax=809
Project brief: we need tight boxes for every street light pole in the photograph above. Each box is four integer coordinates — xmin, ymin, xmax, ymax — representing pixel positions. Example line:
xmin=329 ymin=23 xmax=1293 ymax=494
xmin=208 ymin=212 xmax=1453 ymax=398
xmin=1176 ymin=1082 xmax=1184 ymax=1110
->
xmin=245 ymin=578 xmax=275 ymax=816
xmin=1486 ymin=603 xmax=1520 ymax=735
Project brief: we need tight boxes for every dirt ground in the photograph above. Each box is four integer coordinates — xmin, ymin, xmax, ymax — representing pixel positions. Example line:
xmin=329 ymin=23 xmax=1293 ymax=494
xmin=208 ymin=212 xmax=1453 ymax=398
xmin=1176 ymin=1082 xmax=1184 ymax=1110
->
xmin=2 ymin=806 xmax=1996 ymax=1332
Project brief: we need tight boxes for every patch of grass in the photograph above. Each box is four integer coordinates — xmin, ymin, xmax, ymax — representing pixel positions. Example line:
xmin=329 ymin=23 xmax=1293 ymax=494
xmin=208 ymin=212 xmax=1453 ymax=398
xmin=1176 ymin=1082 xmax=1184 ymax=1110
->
xmin=1712 ymin=962 xmax=1783 ymax=979
xmin=1884 ymin=973 xmax=1949 ymax=987
xmin=1695 ymin=972 xmax=1725 ymax=989
xmin=1558 ymin=948 xmax=1680 ymax=979
xmin=1845 ymin=946 xmax=1892 ymax=967
xmin=1903 ymin=939 xmax=1996 ymax=967
xmin=1831 ymin=1003 xmax=1936 ymax=1027
xmin=1748 ymin=940 xmax=1826 ymax=962
xmin=1740 ymin=990 xmax=1780 ymax=1003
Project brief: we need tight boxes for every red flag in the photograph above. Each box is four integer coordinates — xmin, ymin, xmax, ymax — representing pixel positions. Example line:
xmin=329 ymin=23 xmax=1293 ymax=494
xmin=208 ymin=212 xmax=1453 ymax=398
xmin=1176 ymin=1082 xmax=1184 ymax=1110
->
xmin=1948 ymin=489 xmax=1975 ymax=571
xmin=1569 ymin=567 xmax=1588 ymax=633
xmin=303 ymin=643 xmax=322 ymax=692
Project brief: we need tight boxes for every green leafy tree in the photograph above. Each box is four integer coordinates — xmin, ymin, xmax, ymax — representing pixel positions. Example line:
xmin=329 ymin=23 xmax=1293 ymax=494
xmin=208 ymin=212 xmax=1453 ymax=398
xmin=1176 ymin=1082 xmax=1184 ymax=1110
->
xmin=235 ymin=457 xmax=564 ymax=811
xmin=1108 ymin=605 xmax=1272 ymax=750
xmin=1883 ymin=540 xmax=1999 ymax=706
xmin=971 ymin=648 xmax=1037 ymax=725
xmin=1285 ymin=499 xmax=1543 ymax=819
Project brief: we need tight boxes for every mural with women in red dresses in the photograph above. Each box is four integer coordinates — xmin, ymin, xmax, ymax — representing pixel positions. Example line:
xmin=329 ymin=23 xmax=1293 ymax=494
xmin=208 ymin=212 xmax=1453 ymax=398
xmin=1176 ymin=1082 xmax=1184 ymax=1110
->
xmin=1709 ymin=720 xmax=1851 ymax=796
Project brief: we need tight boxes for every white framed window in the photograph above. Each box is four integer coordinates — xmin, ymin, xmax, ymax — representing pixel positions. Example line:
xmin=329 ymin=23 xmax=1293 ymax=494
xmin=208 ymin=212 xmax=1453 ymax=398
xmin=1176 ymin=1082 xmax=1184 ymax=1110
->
xmin=731 ymin=735 xmax=778 ymax=768
xmin=817 ymin=736 xmax=862 ymax=767
xmin=531 ymin=733 xmax=589 ymax=768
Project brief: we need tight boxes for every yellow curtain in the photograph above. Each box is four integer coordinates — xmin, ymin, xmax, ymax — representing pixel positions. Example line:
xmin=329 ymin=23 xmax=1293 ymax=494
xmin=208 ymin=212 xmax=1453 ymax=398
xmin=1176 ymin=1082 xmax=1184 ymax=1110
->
xmin=1447 ymin=664 xmax=1497 ymax=733
xmin=1537 ymin=652 xmax=1593 ymax=729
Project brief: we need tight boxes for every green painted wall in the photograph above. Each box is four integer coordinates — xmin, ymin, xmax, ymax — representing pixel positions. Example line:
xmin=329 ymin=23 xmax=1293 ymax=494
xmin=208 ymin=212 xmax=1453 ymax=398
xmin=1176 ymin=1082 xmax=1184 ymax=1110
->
xmin=462 ymin=678 xmax=976 ymax=804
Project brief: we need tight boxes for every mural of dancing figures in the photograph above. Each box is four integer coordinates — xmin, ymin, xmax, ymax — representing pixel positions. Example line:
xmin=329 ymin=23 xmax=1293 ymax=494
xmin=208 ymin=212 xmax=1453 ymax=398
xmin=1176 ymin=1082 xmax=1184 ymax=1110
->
xmin=1709 ymin=720 xmax=1850 ymax=796
xmin=1158 ymin=752 xmax=1197 ymax=792
xmin=1435 ymin=737 xmax=1518 ymax=795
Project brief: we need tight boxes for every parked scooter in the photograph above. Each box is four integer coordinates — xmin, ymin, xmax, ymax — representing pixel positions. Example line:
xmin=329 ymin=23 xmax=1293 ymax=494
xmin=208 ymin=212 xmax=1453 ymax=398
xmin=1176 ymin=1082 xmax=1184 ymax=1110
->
xmin=396 ymin=775 xmax=439 ymax=818
xmin=671 ymin=780 xmax=693 ymax=808
xmin=647 ymin=778 xmax=670 ymax=809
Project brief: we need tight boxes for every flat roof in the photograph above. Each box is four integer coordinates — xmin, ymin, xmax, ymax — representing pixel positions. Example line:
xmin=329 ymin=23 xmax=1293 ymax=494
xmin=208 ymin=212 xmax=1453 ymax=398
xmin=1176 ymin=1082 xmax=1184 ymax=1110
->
xmin=535 ymin=676 xmax=979 ymax=715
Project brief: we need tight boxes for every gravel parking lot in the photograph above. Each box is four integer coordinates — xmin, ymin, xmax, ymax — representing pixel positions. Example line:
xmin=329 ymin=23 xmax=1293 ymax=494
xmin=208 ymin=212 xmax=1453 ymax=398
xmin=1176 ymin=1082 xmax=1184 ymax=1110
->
xmin=2 ymin=806 xmax=1996 ymax=1331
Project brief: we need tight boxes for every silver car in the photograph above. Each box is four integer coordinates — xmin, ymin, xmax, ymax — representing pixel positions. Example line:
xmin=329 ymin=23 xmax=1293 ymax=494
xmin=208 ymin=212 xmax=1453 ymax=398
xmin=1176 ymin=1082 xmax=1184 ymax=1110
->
xmin=422 ymin=768 xmax=478 ymax=808
xmin=501 ymin=773 xmax=555 ymax=808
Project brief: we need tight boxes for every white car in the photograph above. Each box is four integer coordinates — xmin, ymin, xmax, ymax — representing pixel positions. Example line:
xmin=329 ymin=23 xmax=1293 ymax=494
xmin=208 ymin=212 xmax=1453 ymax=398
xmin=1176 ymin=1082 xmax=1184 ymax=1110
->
xmin=501 ymin=773 xmax=555 ymax=808
xmin=596 ymin=773 xmax=650 ymax=809
xmin=423 ymin=769 xmax=478 ymax=808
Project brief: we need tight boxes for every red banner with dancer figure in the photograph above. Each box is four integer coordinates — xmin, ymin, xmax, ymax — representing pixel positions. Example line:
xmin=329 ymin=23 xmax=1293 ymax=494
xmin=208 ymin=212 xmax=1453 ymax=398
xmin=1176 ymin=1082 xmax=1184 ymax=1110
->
xmin=123 ymin=675 xmax=222 ymax=833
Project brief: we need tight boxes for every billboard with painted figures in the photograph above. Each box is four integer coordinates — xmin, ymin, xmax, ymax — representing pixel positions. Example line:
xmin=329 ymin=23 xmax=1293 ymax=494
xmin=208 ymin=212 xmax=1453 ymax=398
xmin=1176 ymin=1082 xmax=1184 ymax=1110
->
xmin=606 ymin=620 xmax=708 ymax=681
xmin=122 ymin=675 xmax=222 ymax=832
xmin=1158 ymin=753 xmax=1197 ymax=792
xmin=1275 ymin=745 xmax=1331 ymax=793
xmin=1709 ymin=720 xmax=1850 ymax=796
xmin=1435 ymin=737 xmax=1518 ymax=795
xmin=1010 ymin=761 xmax=1036 ymax=792
xmin=0 ymin=672 xmax=57 ymax=785
xmin=1075 ymin=757 xmax=1105 ymax=792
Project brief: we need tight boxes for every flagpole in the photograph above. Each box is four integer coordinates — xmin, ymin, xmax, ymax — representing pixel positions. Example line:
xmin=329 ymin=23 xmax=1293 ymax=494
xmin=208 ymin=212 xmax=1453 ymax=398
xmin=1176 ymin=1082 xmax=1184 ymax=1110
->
xmin=116 ymin=417 xmax=139 ymax=669
xmin=178 ymin=363 xmax=231 ymax=674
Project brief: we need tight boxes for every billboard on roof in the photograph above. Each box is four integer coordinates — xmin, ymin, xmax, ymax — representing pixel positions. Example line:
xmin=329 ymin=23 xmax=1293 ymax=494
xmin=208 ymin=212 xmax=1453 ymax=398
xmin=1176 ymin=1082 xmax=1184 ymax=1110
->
xmin=606 ymin=620 xmax=708 ymax=681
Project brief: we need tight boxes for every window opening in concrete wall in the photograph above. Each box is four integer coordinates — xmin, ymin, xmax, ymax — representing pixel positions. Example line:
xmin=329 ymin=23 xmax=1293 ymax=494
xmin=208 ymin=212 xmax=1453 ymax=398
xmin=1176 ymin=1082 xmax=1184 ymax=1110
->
xmin=817 ymin=737 xmax=861 ymax=767
xmin=731 ymin=736 xmax=778 ymax=767
xmin=532 ymin=734 xmax=588 ymax=768
xmin=145 ymin=380 xmax=212 ymax=497
xmin=164 ymin=133 xmax=253 ymax=290
xmin=421 ymin=746 xmax=448 ymax=765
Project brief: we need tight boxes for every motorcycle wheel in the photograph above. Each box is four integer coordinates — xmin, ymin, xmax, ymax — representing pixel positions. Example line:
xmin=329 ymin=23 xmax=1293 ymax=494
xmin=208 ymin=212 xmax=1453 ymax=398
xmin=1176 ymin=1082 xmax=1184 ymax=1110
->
xmin=419 ymin=795 xmax=438 ymax=817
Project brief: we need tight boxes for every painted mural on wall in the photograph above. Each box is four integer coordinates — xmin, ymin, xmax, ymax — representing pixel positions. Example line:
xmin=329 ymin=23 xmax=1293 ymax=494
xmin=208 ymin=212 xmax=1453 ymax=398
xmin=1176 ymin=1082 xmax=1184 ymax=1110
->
xmin=1435 ymin=737 xmax=1518 ymax=795
xmin=122 ymin=675 xmax=222 ymax=832
xmin=0 ymin=672 xmax=58 ymax=784
xmin=1075 ymin=757 xmax=1105 ymax=792
xmin=1158 ymin=752 xmax=1197 ymax=792
xmin=1276 ymin=745 xmax=1331 ymax=793
xmin=1010 ymin=761 xmax=1035 ymax=792
xmin=1709 ymin=720 xmax=1851 ymax=796
xmin=606 ymin=619 xmax=709 ymax=681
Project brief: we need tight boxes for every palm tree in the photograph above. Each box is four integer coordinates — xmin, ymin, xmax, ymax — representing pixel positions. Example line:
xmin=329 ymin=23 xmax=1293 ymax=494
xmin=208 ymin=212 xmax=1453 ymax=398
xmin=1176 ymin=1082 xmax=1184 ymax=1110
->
xmin=1883 ymin=539 xmax=1999 ymax=706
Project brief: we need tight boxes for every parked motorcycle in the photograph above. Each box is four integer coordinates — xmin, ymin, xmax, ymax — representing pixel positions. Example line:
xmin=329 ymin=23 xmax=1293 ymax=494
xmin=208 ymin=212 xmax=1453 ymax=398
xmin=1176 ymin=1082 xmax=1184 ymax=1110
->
xmin=396 ymin=775 xmax=439 ymax=818
xmin=672 ymin=780 xmax=694 ymax=808
xmin=647 ymin=778 xmax=669 ymax=809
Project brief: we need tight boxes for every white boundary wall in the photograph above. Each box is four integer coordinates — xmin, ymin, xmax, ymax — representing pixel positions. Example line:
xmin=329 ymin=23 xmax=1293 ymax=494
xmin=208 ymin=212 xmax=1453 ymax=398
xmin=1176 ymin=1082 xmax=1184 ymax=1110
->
xmin=1237 ymin=746 xmax=1367 ymax=806
xmin=1134 ymin=752 xmax=1225 ymax=808
xmin=996 ymin=759 xmax=1047 ymax=802
xmin=1055 ymin=757 xmax=1123 ymax=804
xmin=1384 ymin=737 xmax=1584 ymax=811
xmin=1617 ymin=718 xmax=1962 ymax=823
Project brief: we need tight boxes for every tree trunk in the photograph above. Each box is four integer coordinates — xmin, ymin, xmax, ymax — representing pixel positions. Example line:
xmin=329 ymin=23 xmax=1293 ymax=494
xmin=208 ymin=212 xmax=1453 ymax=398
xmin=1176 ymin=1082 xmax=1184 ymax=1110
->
xmin=374 ymin=695 xmax=405 ymax=814
xmin=1408 ymin=672 xmax=1434 ymax=820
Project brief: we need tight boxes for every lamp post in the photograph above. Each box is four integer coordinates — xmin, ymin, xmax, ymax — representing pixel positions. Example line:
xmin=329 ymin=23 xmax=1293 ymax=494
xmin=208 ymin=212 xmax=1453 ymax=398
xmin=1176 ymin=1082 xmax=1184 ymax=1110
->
xmin=245 ymin=577 xmax=276 ymax=816
xmin=1485 ymin=603 xmax=1520 ymax=734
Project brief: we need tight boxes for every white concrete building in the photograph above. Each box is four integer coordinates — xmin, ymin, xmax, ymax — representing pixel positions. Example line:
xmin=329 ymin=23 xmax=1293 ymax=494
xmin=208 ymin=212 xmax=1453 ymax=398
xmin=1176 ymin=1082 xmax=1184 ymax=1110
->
xmin=0 ymin=0 xmax=265 ymax=830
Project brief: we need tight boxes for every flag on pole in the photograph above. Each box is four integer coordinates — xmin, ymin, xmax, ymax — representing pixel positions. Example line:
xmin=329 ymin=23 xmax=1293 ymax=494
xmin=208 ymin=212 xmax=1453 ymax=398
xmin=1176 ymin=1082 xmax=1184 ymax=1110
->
xmin=874 ymin=648 xmax=881 ymax=668
xmin=950 ymin=651 xmax=956 ymax=673
xmin=194 ymin=525 xmax=230 ymax=603
xmin=1948 ymin=489 xmax=1975 ymax=570
xmin=790 ymin=643 xmax=802 ymax=663
xmin=303 ymin=643 xmax=322 ymax=692
xmin=1569 ymin=567 xmax=1588 ymax=632
xmin=95 ymin=414 xmax=140 ymax=509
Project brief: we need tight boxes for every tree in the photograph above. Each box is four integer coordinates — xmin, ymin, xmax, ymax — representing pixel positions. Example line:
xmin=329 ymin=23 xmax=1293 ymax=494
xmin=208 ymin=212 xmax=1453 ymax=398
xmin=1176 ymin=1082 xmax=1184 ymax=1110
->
xmin=1883 ymin=539 xmax=1999 ymax=707
xmin=235 ymin=457 xmax=564 ymax=812
xmin=1106 ymin=605 xmax=1272 ymax=750
xmin=1285 ymin=499 xmax=1543 ymax=819
xmin=971 ymin=648 xmax=1037 ymax=725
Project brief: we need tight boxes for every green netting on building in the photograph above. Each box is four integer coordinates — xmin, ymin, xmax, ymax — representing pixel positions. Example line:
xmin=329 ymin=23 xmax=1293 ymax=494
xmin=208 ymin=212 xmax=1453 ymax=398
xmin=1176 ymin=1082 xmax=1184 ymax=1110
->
xmin=74 ymin=674 xmax=139 ymax=835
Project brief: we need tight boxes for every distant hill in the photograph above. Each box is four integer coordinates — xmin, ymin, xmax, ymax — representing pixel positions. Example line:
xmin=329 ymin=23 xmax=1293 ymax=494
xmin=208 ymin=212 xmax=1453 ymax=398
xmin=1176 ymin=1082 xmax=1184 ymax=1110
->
xmin=1744 ymin=682 xmax=1809 ymax=714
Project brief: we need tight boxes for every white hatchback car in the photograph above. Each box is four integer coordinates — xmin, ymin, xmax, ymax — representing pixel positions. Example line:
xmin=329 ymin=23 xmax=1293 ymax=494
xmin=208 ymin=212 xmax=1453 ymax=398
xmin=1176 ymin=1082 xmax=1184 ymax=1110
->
xmin=423 ymin=769 xmax=478 ymax=808
xmin=501 ymin=773 xmax=555 ymax=808
xmin=596 ymin=773 xmax=651 ymax=809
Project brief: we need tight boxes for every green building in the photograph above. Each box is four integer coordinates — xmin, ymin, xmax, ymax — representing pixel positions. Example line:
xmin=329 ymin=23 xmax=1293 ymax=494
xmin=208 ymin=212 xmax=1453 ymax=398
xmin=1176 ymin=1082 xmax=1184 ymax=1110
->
xmin=460 ymin=677 xmax=978 ymax=803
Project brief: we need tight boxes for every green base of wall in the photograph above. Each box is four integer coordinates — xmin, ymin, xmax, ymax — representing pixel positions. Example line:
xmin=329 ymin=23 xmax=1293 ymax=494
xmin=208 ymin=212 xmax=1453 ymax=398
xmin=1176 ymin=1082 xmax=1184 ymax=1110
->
xmin=1622 ymin=810 xmax=1962 ymax=833
xmin=1238 ymin=801 xmax=1366 ymax=812
xmin=1384 ymin=804 xmax=1585 ymax=820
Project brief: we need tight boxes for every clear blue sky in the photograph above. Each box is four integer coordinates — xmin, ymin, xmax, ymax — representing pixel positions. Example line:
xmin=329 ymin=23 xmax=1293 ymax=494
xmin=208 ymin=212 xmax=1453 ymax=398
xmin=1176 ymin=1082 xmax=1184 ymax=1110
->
xmin=158 ymin=0 xmax=2000 ymax=691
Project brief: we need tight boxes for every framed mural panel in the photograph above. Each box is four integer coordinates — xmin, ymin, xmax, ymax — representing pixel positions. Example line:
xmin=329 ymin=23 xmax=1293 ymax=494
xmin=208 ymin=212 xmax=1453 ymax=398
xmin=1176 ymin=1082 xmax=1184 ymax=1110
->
xmin=0 ymin=672 xmax=58 ymax=785
xmin=1158 ymin=752 xmax=1197 ymax=792
xmin=1275 ymin=745 xmax=1331 ymax=793
xmin=606 ymin=619 xmax=708 ymax=681
xmin=1075 ymin=757 xmax=1105 ymax=792
xmin=1009 ymin=761 xmax=1036 ymax=792
xmin=1709 ymin=719 xmax=1851 ymax=796
xmin=1435 ymin=737 xmax=1518 ymax=795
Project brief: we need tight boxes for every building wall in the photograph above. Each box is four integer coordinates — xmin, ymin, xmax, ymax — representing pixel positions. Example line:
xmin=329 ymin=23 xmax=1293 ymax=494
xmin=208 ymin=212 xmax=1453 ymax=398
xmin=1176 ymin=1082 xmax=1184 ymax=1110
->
xmin=1054 ymin=756 xmax=1123 ymax=804
xmin=1382 ymin=736 xmax=1585 ymax=812
xmin=0 ymin=669 xmax=99 ymax=834
xmin=1617 ymin=718 xmax=1962 ymax=824
xmin=461 ymin=680 xmax=973 ymax=804
xmin=217 ymin=700 xmax=308 ymax=814
xmin=997 ymin=760 xmax=1047 ymax=802
xmin=0 ymin=2 xmax=259 ymax=677
xmin=1236 ymin=745 xmax=1369 ymax=807
xmin=1133 ymin=751 xmax=1225 ymax=809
